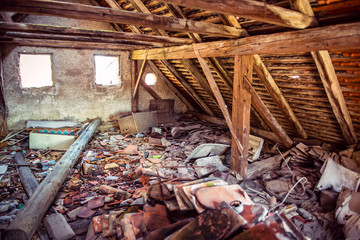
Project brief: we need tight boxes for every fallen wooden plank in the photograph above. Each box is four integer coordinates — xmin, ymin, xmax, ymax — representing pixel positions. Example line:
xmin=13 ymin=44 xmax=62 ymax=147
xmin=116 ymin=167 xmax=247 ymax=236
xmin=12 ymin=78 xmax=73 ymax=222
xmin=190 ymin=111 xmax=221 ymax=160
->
xmin=4 ymin=119 xmax=101 ymax=240
xmin=14 ymin=152 xmax=38 ymax=197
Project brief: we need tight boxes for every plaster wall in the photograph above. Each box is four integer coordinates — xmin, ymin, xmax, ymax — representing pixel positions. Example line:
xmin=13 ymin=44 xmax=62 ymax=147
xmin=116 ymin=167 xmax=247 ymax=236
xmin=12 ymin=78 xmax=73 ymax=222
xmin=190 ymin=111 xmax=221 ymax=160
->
xmin=2 ymin=0 xmax=187 ymax=129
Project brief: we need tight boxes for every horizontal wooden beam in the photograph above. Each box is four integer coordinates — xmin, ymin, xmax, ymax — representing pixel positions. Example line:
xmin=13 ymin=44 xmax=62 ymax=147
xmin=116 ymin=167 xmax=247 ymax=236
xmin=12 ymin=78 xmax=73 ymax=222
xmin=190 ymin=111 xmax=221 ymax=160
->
xmin=2 ymin=32 xmax=165 ymax=47
xmin=160 ymin=0 xmax=317 ymax=29
xmin=0 ymin=37 xmax=143 ymax=50
xmin=0 ymin=22 xmax=193 ymax=45
xmin=0 ymin=0 xmax=246 ymax=38
xmin=132 ymin=22 xmax=360 ymax=59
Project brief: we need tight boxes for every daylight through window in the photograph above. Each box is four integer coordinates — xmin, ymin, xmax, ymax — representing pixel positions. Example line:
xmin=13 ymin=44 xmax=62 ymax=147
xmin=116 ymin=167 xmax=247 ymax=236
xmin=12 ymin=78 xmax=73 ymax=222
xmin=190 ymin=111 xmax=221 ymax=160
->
xmin=19 ymin=54 xmax=53 ymax=88
xmin=95 ymin=55 xmax=120 ymax=86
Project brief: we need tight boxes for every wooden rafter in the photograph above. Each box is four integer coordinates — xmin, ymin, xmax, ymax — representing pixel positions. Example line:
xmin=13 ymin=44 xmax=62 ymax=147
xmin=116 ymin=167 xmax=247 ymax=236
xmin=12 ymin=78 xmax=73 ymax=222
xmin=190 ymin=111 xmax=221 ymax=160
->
xmin=132 ymin=22 xmax=360 ymax=59
xmin=289 ymin=0 xmax=357 ymax=144
xmin=0 ymin=0 xmax=246 ymax=38
xmin=160 ymin=0 xmax=317 ymax=29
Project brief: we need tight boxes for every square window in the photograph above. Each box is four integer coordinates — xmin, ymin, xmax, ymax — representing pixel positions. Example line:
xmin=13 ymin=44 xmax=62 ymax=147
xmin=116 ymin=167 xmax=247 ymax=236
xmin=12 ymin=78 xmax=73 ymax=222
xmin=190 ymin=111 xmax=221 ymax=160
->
xmin=19 ymin=54 xmax=53 ymax=88
xmin=95 ymin=55 xmax=120 ymax=86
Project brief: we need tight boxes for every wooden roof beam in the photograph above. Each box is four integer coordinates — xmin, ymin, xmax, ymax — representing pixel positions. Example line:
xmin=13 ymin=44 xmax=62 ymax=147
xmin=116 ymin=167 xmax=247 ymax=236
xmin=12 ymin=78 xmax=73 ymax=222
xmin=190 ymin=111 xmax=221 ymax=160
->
xmin=160 ymin=0 xmax=317 ymax=29
xmin=0 ymin=0 xmax=246 ymax=38
xmin=132 ymin=22 xmax=360 ymax=59
xmin=290 ymin=0 xmax=357 ymax=144
xmin=0 ymin=22 xmax=193 ymax=45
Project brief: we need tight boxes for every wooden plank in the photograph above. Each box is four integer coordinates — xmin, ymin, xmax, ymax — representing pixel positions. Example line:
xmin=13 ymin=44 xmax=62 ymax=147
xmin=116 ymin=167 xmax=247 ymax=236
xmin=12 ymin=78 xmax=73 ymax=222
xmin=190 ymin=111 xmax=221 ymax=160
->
xmin=0 ymin=22 xmax=193 ymax=45
xmin=160 ymin=60 xmax=215 ymax=116
xmin=148 ymin=61 xmax=195 ymax=111
xmin=132 ymin=22 xmax=360 ymax=59
xmin=4 ymin=119 xmax=101 ymax=240
xmin=133 ymin=111 xmax=158 ymax=133
xmin=160 ymin=0 xmax=316 ymax=29
xmin=290 ymin=0 xmax=357 ymax=144
xmin=194 ymin=48 xmax=244 ymax=176
xmin=0 ymin=0 xmax=246 ymax=38
xmin=253 ymin=55 xmax=308 ymax=139
xmin=231 ymin=55 xmax=253 ymax=178
xmin=311 ymin=51 xmax=357 ymax=144
xmin=245 ymin=80 xmax=293 ymax=148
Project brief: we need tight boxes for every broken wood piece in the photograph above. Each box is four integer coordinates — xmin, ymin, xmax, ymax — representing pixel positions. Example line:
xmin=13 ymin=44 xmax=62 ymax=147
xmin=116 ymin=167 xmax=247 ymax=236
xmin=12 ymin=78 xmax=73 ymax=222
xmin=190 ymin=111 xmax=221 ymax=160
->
xmin=44 ymin=213 xmax=75 ymax=240
xmin=185 ymin=143 xmax=229 ymax=162
xmin=4 ymin=119 xmax=101 ymax=240
xmin=14 ymin=152 xmax=38 ymax=197
xmin=99 ymin=185 xmax=132 ymax=200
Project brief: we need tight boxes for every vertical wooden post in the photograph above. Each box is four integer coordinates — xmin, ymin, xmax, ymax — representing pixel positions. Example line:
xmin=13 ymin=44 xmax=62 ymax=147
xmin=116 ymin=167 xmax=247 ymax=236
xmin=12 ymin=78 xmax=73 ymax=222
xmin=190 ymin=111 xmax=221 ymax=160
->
xmin=231 ymin=55 xmax=253 ymax=179
xmin=0 ymin=51 xmax=8 ymax=136
xmin=131 ymin=60 xmax=138 ymax=112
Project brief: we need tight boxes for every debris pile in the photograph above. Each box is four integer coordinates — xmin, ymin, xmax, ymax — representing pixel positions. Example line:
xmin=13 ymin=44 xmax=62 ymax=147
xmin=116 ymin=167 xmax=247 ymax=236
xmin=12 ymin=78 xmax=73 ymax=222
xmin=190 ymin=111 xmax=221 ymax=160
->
xmin=0 ymin=117 xmax=359 ymax=239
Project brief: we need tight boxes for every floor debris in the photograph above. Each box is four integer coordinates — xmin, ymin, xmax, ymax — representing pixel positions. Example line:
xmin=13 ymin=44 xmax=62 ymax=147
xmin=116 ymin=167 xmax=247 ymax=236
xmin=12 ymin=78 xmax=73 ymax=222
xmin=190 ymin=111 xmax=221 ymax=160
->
xmin=0 ymin=116 xmax=358 ymax=239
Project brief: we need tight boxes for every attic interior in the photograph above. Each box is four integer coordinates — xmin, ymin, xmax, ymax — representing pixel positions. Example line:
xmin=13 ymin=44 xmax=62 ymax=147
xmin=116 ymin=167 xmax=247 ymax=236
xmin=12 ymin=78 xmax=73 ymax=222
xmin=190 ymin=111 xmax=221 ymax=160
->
xmin=0 ymin=0 xmax=360 ymax=239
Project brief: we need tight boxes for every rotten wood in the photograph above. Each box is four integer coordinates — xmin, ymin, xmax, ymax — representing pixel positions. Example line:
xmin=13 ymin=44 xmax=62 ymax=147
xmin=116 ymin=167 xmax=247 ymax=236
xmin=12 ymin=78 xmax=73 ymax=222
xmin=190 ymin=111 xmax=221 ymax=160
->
xmin=194 ymin=47 xmax=244 ymax=165
xmin=0 ymin=0 xmax=245 ymax=38
xmin=4 ymin=119 xmax=101 ymax=240
xmin=160 ymin=0 xmax=316 ymax=29
xmin=132 ymin=22 xmax=360 ymax=59
xmin=231 ymin=55 xmax=253 ymax=178
xmin=140 ymin=81 xmax=162 ymax=100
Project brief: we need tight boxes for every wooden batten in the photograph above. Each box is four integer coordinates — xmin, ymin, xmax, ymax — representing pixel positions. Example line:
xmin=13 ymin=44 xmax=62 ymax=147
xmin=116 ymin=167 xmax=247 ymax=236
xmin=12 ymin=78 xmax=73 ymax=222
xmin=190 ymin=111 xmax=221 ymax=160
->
xmin=0 ymin=0 xmax=246 ymax=38
xmin=131 ymin=60 xmax=139 ymax=112
xmin=245 ymin=81 xmax=293 ymax=148
xmin=147 ymin=61 xmax=195 ymax=112
xmin=160 ymin=60 xmax=215 ymax=116
xmin=231 ymin=55 xmax=253 ymax=179
xmin=161 ymin=0 xmax=317 ymax=29
xmin=132 ymin=22 xmax=360 ymax=59
xmin=253 ymin=55 xmax=308 ymax=139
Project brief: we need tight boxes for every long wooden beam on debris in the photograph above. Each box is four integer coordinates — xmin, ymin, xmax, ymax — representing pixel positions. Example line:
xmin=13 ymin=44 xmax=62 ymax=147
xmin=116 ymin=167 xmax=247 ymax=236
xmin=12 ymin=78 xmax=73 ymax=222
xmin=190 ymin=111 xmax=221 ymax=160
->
xmin=14 ymin=152 xmax=38 ymax=197
xmin=132 ymin=22 xmax=360 ymax=59
xmin=4 ymin=119 xmax=101 ymax=240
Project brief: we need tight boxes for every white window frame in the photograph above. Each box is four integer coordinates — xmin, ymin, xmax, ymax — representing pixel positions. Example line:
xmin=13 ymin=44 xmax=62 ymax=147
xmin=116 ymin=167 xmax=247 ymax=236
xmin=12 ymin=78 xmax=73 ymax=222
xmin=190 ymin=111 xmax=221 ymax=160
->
xmin=94 ymin=55 xmax=120 ymax=86
xmin=19 ymin=53 xmax=53 ymax=88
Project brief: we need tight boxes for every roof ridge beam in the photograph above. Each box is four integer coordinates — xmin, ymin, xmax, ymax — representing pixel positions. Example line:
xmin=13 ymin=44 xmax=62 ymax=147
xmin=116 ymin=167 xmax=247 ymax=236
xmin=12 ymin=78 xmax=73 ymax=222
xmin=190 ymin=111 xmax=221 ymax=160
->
xmin=160 ymin=0 xmax=317 ymax=29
